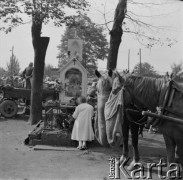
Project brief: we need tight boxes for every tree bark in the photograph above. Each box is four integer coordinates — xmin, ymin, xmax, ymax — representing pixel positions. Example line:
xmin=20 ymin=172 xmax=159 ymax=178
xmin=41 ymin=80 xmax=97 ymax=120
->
xmin=29 ymin=18 xmax=50 ymax=125
xmin=107 ymin=0 xmax=127 ymax=70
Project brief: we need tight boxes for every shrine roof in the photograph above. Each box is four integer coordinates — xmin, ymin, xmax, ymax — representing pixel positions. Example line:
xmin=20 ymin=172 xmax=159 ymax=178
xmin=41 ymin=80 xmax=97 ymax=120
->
xmin=59 ymin=59 xmax=89 ymax=74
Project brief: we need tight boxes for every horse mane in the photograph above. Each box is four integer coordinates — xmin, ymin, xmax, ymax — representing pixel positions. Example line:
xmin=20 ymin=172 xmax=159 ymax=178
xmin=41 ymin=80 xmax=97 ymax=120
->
xmin=125 ymin=75 xmax=168 ymax=110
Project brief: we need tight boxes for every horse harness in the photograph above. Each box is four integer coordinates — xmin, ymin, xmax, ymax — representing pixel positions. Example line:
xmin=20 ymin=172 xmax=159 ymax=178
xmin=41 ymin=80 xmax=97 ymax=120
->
xmin=160 ymin=80 xmax=183 ymax=120
xmin=121 ymin=85 xmax=148 ymax=127
xmin=122 ymin=79 xmax=183 ymax=127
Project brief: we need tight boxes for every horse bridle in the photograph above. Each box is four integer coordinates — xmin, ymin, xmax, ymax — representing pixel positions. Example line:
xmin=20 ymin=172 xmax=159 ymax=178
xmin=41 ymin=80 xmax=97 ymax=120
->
xmin=115 ymin=78 xmax=148 ymax=127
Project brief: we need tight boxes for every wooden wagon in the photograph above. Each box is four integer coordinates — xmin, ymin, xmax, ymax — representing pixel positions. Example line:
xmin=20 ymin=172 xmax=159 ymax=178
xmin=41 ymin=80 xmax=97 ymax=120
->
xmin=0 ymin=86 xmax=59 ymax=118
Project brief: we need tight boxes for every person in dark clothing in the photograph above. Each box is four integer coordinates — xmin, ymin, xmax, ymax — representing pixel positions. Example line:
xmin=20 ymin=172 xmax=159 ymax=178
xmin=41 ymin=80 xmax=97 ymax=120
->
xmin=22 ymin=62 xmax=34 ymax=89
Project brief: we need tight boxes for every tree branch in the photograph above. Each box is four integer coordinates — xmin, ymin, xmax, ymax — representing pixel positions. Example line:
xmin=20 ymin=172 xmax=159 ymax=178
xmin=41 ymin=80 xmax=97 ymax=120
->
xmin=103 ymin=0 xmax=110 ymax=32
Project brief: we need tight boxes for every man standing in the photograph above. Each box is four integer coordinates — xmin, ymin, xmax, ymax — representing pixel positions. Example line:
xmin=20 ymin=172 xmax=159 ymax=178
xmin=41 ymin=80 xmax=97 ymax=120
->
xmin=22 ymin=62 xmax=33 ymax=89
xmin=70 ymin=96 xmax=94 ymax=150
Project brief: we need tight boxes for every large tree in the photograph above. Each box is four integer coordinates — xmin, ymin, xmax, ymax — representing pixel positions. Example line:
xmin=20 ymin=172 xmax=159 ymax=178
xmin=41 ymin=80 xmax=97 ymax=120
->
xmin=171 ymin=62 xmax=183 ymax=76
xmin=0 ymin=67 xmax=6 ymax=79
xmin=44 ymin=64 xmax=53 ymax=78
xmin=133 ymin=62 xmax=159 ymax=77
xmin=57 ymin=14 xmax=108 ymax=76
xmin=44 ymin=64 xmax=59 ymax=80
xmin=107 ymin=0 xmax=127 ymax=70
xmin=0 ymin=0 xmax=89 ymax=124
xmin=106 ymin=0 xmax=178 ymax=70
xmin=171 ymin=61 xmax=183 ymax=81
xmin=6 ymin=54 xmax=20 ymax=77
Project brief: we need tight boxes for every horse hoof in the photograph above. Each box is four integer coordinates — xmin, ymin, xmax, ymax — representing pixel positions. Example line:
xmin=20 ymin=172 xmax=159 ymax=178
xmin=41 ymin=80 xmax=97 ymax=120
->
xmin=120 ymin=155 xmax=129 ymax=165
xmin=127 ymin=159 xmax=139 ymax=171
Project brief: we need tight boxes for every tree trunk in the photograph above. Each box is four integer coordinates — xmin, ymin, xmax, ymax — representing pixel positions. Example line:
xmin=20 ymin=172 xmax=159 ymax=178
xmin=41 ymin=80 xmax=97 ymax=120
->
xmin=107 ymin=0 xmax=127 ymax=70
xmin=29 ymin=18 xmax=50 ymax=125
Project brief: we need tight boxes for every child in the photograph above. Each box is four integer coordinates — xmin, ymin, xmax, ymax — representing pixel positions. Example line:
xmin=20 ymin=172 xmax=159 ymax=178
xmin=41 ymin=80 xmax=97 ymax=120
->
xmin=70 ymin=96 xmax=94 ymax=150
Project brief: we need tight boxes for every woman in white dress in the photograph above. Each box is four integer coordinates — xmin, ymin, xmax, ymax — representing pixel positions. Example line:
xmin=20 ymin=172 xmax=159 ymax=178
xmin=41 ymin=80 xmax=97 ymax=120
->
xmin=71 ymin=96 xmax=94 ymax=150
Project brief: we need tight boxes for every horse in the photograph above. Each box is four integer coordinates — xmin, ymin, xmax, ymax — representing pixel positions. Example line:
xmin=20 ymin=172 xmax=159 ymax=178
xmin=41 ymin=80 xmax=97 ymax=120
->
xmin=113 ymin=72 xmax=183 ymax=172
xmin=94 ymin=70 xmax=144 ymax=170
xmin=112 ymin=71 xmax=149 ymax=169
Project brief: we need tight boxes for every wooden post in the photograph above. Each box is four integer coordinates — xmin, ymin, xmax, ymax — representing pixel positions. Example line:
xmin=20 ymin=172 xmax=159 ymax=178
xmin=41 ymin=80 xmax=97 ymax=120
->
xmin=128 ymin=49 xmax=130 ymax=72
xmin=142 ymin=111 xmax=183 ymax=125
xmin=10 ymin=46 xmax=14 ymax=77
xmin=139 ymin=48 xmax=141 ymax=75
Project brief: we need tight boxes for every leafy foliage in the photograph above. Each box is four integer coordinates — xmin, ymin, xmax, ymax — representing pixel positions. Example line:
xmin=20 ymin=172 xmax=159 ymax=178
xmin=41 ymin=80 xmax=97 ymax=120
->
xmin=0 ymin=0 xmax=90 ymax=125
xmin=0 ymin=0 xmax=89 ymax=33
xmin=133 ymin=62 xmax=159 ymax=77
xmin=171 ymin=62 xmax=183 ymax=76
xmin=0 ymin=67 xmax=6 ymax=78
xmin=57 ymin=14 xmax=108 ymax=76
xmin=44 ymin=64 xmax=55 ymax=78
xmin=171 ymin=61 xmax=183 ymax=81
xmin=57 ymin=52 xmax=68 ymax=68
xmin=6 ymin=54 xmax=20 ymax=76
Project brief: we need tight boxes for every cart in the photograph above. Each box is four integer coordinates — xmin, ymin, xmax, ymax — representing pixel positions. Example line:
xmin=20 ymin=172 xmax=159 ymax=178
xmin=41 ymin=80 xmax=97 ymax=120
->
xmin=0 ymin=85 xmax=59 ymax=118
xmin=142 ymin=80 xmax=183 ymax=126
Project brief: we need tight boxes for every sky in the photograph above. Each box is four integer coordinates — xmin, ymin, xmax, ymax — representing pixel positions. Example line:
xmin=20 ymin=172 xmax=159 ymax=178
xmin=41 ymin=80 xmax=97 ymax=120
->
xmin=0 ymin=0 xmax=183 ymax=75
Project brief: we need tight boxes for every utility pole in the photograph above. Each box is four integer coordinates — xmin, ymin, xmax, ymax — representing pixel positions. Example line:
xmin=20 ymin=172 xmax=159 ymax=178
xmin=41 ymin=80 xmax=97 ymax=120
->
xmin=139 ymin=48 xmax=142 ymax=75
xmin=10 ymin=46 xmax=14 ymax=77
xmin=128 ymin=49 xmax=130 ymax=72
xmin=10 ymin=46 xmax=14 ymax=56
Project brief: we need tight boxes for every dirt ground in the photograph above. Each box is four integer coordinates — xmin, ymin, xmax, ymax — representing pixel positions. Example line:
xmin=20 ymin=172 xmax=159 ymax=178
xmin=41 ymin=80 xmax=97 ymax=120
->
xmin=0 ymin=116 xmax=169 ymax=180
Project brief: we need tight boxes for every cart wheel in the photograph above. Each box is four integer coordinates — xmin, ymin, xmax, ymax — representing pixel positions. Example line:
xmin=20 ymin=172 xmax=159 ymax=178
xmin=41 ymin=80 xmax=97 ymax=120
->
xmin=0 ymin=100 xmax=18 ymax=118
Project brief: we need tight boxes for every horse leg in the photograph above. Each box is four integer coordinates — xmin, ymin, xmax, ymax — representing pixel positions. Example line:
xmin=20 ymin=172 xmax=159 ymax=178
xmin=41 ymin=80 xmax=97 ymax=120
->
xmin=164 ymin=134 xmax=183 ymax=179
xmin=175 ymin=137 xmax=183 ymax=178
xmin=163 ymin=134 xmax=176 ymax=167
xmin=127 ymin=122 xmax=140 ymax=171
xmin=120 ymin=120 xmax=129 ymax=164
xmin=125 ymin=109 xmax=140 ymax=171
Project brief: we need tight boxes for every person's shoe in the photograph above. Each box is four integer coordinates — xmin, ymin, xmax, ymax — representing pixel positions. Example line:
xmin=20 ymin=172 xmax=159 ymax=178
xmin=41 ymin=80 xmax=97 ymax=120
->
xmin=77 ymin=146 xmax=82 ymax=150
xmin=81 ymin=146 xmax=87 ymax=150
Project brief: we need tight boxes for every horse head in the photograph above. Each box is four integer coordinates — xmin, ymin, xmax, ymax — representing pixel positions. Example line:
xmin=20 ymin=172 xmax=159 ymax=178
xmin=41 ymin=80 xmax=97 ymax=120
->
xmin=95 ymin=69 xmax=116 ymax=96
xmin=111 ymin=70 xmax=130 ymax=94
